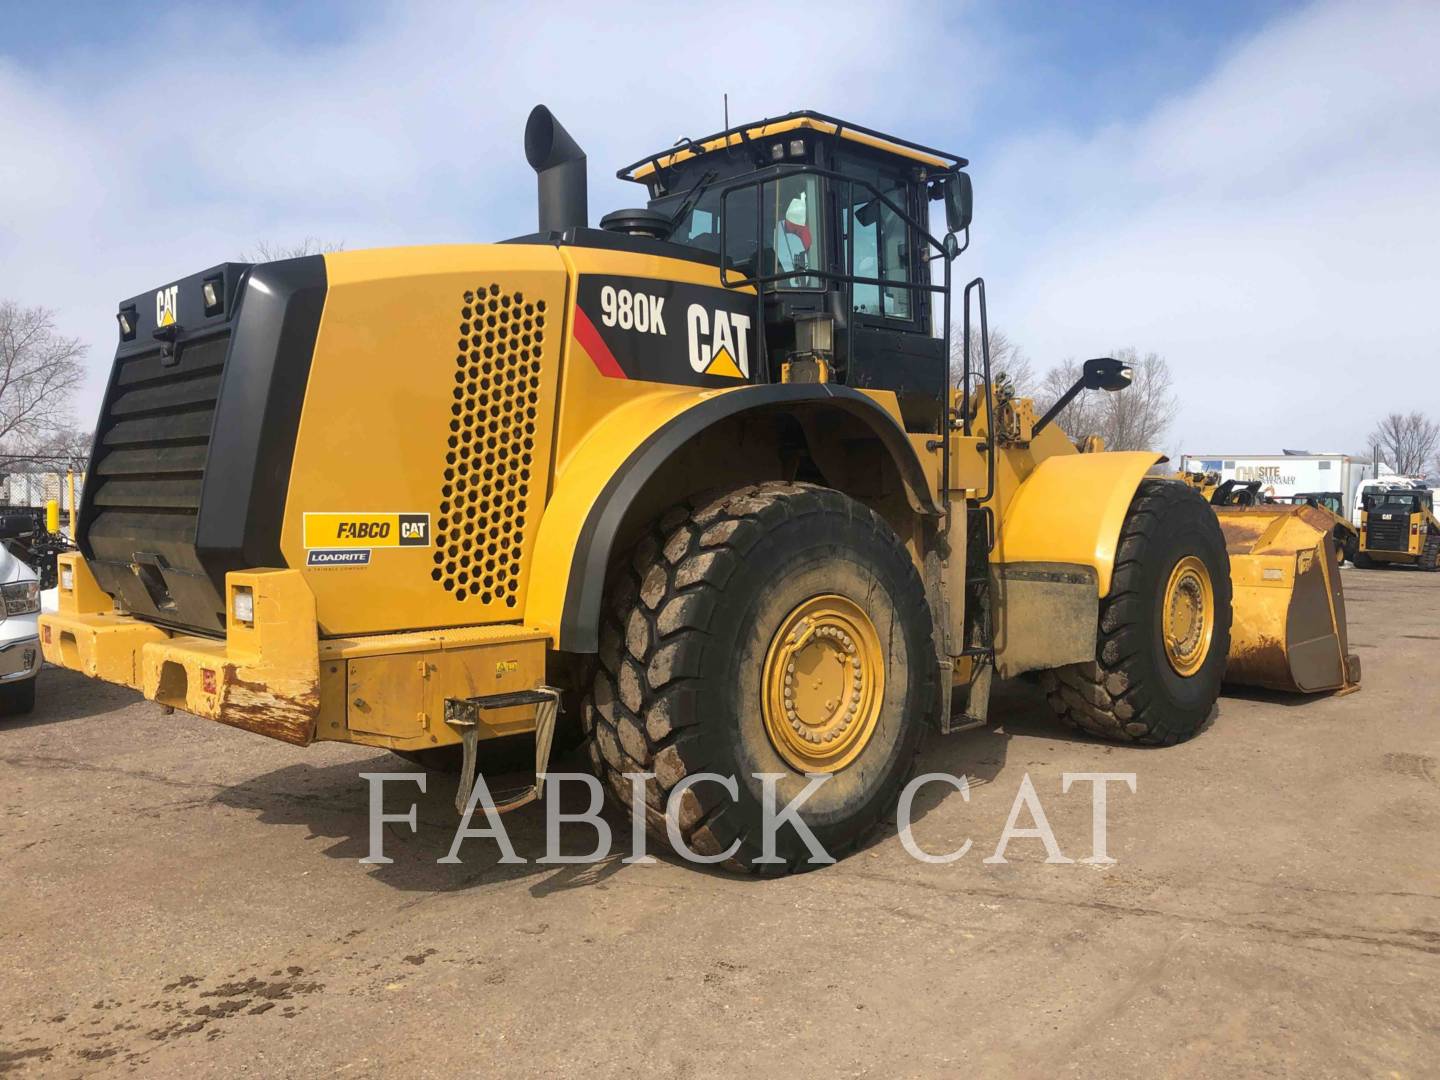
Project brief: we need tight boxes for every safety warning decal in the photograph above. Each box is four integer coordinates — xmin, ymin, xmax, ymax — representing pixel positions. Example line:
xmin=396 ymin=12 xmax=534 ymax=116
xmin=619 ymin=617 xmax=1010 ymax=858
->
xmin=573 ymin=274 xmax=755 ymax=386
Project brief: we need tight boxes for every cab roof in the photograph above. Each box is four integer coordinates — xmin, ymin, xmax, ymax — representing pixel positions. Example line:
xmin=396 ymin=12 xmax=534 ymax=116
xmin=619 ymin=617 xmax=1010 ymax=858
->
xmin=618 ymin=110 xmax=966 ymax=184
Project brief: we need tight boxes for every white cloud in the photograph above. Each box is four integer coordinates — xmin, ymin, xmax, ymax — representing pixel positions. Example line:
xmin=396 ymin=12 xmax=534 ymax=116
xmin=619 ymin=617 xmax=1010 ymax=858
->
xmin=3 ymin=0 xmax=1436 ymax=462
xmin=0 ymin=0 xmax=995 ymax=428
xmin=978 ymin=0 xmax=1440 ymax=455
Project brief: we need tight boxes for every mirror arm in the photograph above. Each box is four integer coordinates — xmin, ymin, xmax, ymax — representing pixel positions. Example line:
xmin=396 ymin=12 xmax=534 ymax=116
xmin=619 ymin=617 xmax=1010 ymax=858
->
xmin=1033 ymin=380 xmax=1084 ymax=437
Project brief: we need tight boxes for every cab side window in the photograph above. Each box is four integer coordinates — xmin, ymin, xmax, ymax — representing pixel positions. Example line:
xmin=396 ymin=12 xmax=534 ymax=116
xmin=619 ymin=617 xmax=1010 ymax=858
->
xmin=839 ymin=157 xmax=917 ymax=323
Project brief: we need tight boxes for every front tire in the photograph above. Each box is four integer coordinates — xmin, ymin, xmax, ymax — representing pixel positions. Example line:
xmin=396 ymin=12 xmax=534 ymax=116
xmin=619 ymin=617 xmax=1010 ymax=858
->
xmin=1041 ymin=479 xmax=1231 ymax=746
xmin=582 ymin=482 xmax=937 ymax=874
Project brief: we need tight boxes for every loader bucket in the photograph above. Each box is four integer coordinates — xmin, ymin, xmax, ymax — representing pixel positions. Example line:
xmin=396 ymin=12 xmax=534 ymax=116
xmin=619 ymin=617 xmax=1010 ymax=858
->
xmin=1213 ymin=504 xmax=1361 ymax=694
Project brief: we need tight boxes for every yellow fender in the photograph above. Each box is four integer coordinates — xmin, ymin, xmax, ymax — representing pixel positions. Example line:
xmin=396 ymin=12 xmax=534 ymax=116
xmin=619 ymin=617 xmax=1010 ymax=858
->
xmin=993 ymin=451 xmax=1164 ymax=596
xmin=526 ymin=384 xmax=943 ymax=652
xmin=525 ymin=386 xmax=726 ymax=649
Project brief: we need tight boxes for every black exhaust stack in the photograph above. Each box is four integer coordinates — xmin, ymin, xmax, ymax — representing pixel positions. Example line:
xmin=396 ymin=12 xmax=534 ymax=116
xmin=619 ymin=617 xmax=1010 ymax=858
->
xmin=525 ymin=105 xmax=587 ymax=234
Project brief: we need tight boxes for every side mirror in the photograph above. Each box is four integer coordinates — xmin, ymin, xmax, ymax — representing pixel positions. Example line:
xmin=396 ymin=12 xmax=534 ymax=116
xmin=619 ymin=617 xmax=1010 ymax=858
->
xmin=944 ymin=172 xmax=973 ymax=234
xmin=1033 ymin=356 xmax=1134 ymax=437
xmin=1081 ymin=356 xmax=1133 ymax=392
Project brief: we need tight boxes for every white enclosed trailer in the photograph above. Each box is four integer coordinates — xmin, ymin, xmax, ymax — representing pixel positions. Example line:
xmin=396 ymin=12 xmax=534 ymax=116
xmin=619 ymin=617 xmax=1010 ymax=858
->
xmin=1177 ymin=452 xmax=1377 ymax=522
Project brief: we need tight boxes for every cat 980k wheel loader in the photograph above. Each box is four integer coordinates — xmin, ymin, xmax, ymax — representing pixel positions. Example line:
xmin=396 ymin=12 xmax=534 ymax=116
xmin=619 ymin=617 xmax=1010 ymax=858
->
xmin=42 ymin=105 xmax=1237 ymax=871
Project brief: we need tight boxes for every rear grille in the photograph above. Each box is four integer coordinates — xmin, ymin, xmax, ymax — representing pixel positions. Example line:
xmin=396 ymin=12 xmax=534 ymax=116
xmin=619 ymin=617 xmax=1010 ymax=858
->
xmin=1366 ymin=516 xmax=1409 ymax=551
xmin=88 ymin=333 xmax=228 ymax=556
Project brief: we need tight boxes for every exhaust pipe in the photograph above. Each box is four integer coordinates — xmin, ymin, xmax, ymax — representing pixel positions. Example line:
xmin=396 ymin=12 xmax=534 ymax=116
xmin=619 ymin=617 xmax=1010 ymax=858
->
xmin=525 ymin=105 xmax=587 ymax=234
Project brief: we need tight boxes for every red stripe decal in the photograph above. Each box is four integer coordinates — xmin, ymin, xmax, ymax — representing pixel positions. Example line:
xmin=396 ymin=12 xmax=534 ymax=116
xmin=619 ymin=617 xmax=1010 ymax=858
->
xmin=573 ymin=304 xmax=627 ymax=379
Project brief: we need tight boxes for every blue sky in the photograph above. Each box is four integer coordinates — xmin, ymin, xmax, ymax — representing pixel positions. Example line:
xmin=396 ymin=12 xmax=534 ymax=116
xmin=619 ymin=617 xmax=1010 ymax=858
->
xmin=2 ymin=0 xmax=1436 ymax=454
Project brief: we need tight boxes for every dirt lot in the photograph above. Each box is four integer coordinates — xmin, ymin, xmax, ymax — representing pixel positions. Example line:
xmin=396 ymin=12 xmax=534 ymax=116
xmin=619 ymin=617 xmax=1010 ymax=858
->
xmin=2 ymin=568 xmax=1437 ymax=1078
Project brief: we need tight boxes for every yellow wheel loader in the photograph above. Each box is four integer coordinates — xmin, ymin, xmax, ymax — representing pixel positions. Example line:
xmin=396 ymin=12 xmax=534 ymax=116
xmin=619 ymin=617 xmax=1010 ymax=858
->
xmin=44 ymin=106 xmax=1237 ymax=871
xmin=1355 ymin=482 xmax=1440 ymax=570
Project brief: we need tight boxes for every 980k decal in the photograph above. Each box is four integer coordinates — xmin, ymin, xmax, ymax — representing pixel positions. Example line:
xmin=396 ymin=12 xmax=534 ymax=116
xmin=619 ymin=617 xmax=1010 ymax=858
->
xmin=573 ymin=274 xmax=755 ymax=386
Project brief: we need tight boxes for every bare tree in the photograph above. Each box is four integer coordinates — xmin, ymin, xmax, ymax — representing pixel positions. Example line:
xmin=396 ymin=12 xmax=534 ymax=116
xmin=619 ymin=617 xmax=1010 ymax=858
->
xmin=1104 ymin=349 xmax=1179 ymax=451
xmin=1034 ymin=348 xmax=1179 ymax=451
xmin=1035 ymin=360 xmax=1104 ymax=444
xmin=1367 ymin=412 xmax=1439 ymax=476
xmin=949 ymin=326 xmax=1034 ymax=399
xmin=243 ymin=237 xmax=345 ymax=262
xmin=0 ymin=302 xmax=86 ymax=452
xmin=17 ymin=426 xmax=93 ymax=472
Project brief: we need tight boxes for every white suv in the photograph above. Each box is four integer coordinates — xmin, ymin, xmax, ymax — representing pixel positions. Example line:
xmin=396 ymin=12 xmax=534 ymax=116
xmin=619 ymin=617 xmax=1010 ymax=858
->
xmin=0 ymin=545 xmax=41 ymax=715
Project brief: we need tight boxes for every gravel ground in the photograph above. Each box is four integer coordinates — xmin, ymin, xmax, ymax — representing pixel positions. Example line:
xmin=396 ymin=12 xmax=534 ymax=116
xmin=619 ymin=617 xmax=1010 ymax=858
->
xmin=1 ymin=567 xmax=1436 ymax=1077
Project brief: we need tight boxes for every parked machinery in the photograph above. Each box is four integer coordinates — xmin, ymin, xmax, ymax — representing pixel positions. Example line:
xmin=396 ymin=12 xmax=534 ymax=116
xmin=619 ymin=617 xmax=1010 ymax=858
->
xmin=44 ymin=106 xmax=1247 ymax=870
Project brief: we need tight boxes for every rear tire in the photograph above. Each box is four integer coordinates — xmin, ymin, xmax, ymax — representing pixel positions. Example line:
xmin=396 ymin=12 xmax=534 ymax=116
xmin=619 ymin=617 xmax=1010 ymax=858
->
xmin=1353 ymin=550 xmax=1375 ymax=569
xmin=1421 ymin=534 xmax=1440 ymax=571
xmin=0 ymin=677 xmax=36 ymax=716
xmin=1040 ymin=479 xmax=1231 ymax=746
xmin=582 ymin=482 xmax=937 ymax=874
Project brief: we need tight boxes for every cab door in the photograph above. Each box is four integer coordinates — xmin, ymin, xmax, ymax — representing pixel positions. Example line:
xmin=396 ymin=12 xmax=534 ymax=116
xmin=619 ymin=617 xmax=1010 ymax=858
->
xmin=834 ymin=152 xmax=945 ymax=433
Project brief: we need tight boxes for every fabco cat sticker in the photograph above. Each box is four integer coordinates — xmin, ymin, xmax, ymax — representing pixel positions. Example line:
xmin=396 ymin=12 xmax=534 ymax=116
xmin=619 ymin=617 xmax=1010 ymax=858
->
xmin=303 ymin=512 xmax=429 ymax=567
xmin=573 ymin=274 xmax=755 ymax=386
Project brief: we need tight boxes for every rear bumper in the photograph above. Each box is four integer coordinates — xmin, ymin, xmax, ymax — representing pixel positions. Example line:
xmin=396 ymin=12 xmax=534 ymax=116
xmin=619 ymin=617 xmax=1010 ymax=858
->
xmin=40 ymin=556 xmax=320 ymax=744
xmin=40 ymin=552 xmax=551 ymax=751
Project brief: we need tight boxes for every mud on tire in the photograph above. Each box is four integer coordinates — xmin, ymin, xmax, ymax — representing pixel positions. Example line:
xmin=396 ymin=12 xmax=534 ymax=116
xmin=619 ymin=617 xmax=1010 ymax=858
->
xmin=581 ymin=481 xmax=937 ymax=874
xmin=1040 ymin=479 xmax=1232 ymax=746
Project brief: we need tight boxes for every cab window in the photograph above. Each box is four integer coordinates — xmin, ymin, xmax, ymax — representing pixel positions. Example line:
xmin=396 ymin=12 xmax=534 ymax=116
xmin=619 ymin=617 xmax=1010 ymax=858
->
xmin=719 ymin=174 xmax=824 ymax=289
xmin=839 ymin=157 xmax=917 ymax=322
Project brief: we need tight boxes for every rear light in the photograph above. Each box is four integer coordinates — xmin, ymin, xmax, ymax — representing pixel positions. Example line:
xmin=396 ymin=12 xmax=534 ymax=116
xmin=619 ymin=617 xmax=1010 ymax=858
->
xmin=232 ymin=586 xmax=255 ymax=625
xmin=117 ymin=305 xmax=137 ymax=341
xmin=60 ymin=565 xmax=74 ymax=591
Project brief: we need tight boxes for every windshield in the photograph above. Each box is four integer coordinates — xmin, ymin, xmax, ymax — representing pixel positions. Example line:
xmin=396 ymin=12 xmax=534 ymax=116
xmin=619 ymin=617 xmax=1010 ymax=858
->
xmin=1364 ymin=490 xmax=1425 ymax=513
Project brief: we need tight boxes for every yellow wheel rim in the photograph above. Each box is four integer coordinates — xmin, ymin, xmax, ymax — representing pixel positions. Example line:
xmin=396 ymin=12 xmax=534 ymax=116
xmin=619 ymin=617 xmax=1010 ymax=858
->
xmin=761 ymin=595 xmax=885 ymax=773
xmin=1162 ymin=555 xmax=1215 ymax=677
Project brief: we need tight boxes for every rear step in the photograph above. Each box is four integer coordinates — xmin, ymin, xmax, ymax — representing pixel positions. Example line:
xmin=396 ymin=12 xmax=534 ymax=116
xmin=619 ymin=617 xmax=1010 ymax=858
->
xmin=444 ymin=687 xmax=562 ymax=814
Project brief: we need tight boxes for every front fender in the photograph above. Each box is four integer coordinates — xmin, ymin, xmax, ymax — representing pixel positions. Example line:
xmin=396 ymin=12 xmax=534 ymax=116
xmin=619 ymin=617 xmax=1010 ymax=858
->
xmin=994 ymin=451 xmax=1165 ymax=596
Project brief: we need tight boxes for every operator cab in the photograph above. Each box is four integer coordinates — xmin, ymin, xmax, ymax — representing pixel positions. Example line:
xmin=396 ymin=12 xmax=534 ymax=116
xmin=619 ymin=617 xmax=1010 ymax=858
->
xmin=615 ymin=113 xmax=972 ymax=431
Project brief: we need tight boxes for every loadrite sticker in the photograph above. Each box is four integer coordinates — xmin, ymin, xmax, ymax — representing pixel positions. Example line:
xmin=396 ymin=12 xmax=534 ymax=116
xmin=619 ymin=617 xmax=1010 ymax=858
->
xmin=573 ymin=274 xmax=755 ymax=386
xmin=308 ymin=549 xmax=372 ymax=567
xmin=303 ymin=513 xmax=430 ymax=549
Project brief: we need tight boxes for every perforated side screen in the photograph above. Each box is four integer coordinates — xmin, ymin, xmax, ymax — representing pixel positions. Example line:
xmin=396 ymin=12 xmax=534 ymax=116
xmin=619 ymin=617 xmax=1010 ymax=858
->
xmin=433 ymin=284 xmax=548 ymax=605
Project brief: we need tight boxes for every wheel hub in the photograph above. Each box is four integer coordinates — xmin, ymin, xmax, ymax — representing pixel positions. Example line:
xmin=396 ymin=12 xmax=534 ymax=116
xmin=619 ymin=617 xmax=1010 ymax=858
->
xmin=1162 ymin=555 xmax=1215 ymax=677
xmin=761 ymin=595 xmax=884 ymax=772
